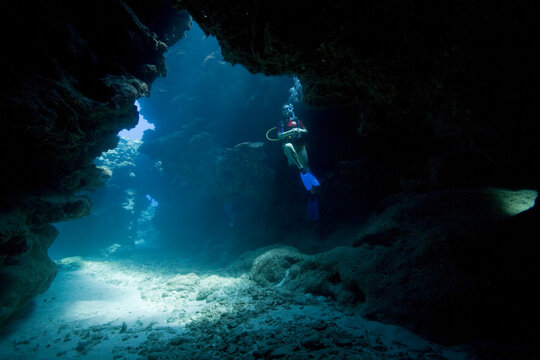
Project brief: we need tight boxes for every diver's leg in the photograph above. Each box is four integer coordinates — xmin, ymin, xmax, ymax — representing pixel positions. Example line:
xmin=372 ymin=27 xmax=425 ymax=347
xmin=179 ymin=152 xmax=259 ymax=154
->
xmin=296 ymin=144 xmax=309 ymax=172
xmin=283 ymin=143 xmax=303 ymax=170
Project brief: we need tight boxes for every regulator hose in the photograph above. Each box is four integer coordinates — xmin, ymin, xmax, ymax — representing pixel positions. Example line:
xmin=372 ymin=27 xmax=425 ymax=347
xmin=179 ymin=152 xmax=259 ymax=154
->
xmin=265 ymin=127 xmax=280 ymax=141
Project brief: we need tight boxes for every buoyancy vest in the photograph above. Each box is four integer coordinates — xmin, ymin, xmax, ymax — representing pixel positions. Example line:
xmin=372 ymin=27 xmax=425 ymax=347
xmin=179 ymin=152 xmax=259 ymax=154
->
xmin=279 ymin=117 xmax=306 ymax=133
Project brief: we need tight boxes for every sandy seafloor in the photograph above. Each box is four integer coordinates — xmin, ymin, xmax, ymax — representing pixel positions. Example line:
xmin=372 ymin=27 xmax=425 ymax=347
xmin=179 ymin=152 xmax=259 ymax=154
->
xmin=0 ymin=252 xmax=471 ymax=360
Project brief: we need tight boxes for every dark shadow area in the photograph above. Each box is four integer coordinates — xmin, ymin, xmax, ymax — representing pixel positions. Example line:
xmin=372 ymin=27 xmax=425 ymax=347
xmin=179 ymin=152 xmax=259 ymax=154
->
xmin=0 ymin=302 xmax=37 ymax=338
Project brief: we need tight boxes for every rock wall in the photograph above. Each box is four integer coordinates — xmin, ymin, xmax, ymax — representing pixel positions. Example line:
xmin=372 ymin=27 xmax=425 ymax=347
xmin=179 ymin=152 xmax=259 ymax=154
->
xmin=0 ymin=0 xmax=190 ymax=325
xmin=247 ymin=188 xmax=540 ymax=346
xmin=177 ymin=0 xmax=539 ymax=193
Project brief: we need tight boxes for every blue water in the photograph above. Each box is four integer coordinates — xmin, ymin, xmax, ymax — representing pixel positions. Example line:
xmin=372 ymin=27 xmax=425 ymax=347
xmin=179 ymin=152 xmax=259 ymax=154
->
xmin=50 ymin=21 xmax=297 ymax=260
xmin=117 ymin=101 xmax=155 ymax=141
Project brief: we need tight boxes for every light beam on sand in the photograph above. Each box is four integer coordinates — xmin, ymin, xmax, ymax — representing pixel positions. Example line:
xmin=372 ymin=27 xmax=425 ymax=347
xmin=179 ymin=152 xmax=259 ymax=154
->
xmin=56 ymin=257 xmax=236 ymax=325
xmin=0 ymin=254 xmax=471 ymax=359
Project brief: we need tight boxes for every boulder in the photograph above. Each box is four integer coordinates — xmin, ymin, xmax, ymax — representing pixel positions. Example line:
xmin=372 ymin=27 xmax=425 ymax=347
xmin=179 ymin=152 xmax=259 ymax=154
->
xmin=250 ymin=246 xmax=307 ymax=288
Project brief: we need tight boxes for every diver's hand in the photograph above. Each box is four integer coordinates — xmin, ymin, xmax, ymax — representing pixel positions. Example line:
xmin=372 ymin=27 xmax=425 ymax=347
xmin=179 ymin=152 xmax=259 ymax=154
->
xmin=278 ymin=128 xmax=307 ymax=139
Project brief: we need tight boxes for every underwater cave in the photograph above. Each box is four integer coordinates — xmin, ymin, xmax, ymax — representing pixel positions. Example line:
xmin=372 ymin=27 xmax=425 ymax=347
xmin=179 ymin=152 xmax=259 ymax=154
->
xmin=1 ymin=1 xmax=539 ymax=359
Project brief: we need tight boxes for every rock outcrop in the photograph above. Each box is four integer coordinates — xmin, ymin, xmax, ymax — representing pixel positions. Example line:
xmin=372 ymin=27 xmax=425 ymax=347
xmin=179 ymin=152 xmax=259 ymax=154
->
xmin=249 ymin=188 xmax=540 ymax=345
xmin=177 ymin=0 xmax=539 ymax=193
xmin=0 ymin=0 xmax=191 ymax=325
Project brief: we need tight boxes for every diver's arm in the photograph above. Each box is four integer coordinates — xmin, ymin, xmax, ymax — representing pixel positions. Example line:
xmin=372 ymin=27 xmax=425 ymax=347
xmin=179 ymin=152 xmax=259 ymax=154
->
xmin=278 ymin=128 xmax=307 ymax=139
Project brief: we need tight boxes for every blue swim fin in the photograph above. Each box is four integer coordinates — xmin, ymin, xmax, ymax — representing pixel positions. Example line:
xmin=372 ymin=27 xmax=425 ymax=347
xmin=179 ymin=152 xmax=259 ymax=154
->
xmin=306 ymin=195 xmax=319 ymax=221
xmin=300 ymin=171 xmax=320 ymax=191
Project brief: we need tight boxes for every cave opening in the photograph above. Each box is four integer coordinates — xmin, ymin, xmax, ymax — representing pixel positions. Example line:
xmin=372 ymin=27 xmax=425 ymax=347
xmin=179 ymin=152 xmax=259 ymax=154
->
xmin=117 ymin=101 xmax=155 ymax=142
xmin=2 ymin=2 xmax=539 ymax=359
xmin=49 ymin=21 xmax=304 ymax=261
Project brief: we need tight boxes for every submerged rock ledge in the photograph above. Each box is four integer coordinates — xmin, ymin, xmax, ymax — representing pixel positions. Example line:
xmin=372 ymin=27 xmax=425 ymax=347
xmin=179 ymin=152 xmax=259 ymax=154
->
xmin=241 ymin=188 xmax=539 ymax=347
xmin=0 ymin=0 xmax=191 ymax=325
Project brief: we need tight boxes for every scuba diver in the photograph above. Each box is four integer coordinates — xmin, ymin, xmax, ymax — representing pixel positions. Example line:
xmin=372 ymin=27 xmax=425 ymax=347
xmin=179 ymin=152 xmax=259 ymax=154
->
xmin=266 ymin=105 xmax=321 ymax=221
